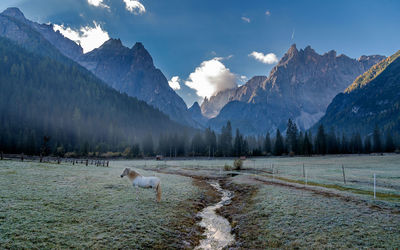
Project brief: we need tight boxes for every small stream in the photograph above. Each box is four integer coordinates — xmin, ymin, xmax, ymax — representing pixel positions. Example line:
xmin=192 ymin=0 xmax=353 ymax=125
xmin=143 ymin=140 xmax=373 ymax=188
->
xmin=195 ymin=182 xmax=235 ymax=250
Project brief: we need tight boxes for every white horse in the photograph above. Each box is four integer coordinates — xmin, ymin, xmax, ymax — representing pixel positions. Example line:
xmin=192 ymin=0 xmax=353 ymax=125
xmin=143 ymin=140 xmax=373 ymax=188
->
xmin=120 ymin=168 xmax=162 ymax=202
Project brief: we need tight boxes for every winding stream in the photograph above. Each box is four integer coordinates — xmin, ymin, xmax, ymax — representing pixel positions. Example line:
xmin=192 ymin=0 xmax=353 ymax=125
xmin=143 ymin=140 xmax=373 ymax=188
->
xmin=195 ymin=182 xmax=235 ymax=250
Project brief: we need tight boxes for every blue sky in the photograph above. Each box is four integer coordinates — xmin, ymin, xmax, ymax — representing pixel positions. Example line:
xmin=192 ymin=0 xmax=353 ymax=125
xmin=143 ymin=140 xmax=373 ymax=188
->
xmin=1 ymin=0 xmax=400 ymax=106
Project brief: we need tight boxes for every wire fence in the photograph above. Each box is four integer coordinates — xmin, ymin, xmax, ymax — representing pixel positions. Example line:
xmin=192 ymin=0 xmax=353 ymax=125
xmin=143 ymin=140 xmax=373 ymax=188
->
xmin=0 ymin=153 xmax=110 ymax=167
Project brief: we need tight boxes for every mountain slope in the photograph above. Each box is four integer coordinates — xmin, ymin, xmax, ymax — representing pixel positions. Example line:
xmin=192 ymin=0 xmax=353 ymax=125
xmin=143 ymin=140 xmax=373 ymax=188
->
xmin=188 ymin=102 xmax=207 ymax=126
xmin=76 ymin=39 xmax=195 ymax=126
xmin=0 ymin=8 xmax=70 ymax=61
xmin=207 ymin=45 xmax=385 ymax=134
xmin=0 ymin=36 xmax=187 ymax=154
xmin=314 ymin=50 xmax=400 ymax=136
xmin=0 ymin=7 xmax=196 ymax=127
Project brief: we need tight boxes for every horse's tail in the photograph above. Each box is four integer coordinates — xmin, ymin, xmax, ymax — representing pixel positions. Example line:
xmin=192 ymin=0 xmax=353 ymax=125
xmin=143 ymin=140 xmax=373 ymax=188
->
xmin=156 ymin=182 xmax=162 ymax=202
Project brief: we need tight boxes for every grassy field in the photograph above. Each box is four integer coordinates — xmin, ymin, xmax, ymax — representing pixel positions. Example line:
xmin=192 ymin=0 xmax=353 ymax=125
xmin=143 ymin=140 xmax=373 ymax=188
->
xmin=1 ymin=154 xmax=399 ymax=249
xmin=223 ymin=180 xmax=400 ymax=249
xmin=0 ymin=160 xmax=203 ymax=248
xmin=131 ymin=154 xmax=400 ymax=200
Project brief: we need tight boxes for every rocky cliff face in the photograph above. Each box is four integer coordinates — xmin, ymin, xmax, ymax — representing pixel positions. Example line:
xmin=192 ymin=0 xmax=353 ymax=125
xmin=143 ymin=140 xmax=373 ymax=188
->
xmin=76 ymin=39 xmax=195 ymax=126
xmin=0 ymin=8 xmax=197 ymax=127
xmin=0 ymin=8 xmax=83 ymax=60
xmin=207 ymin=44 xmax=385 ymax=134
xmin=201 ymin=87 xmax=238 ymax=118
xmin=314 ymin=50 xmax=400 ymax=136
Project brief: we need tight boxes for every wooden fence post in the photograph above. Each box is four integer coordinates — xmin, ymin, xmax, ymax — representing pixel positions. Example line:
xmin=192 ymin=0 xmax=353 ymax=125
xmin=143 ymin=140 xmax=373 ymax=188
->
xmin=303 ymin=163 xmax=305 ymax=178
xmin=86 ymin=159 xmax=88 ymax=166
xmin=0 ymin=151 xmax=3 ymax=160
xmin=342 ymin=165 xmax=346 ymax=184
xmin=39 ymin=153 xmax=42 ymax=163
xmin=373 ymin=173 xmax=376 ymax=199
xmin=21 ymin=153 xmax=24 ymax=162
xmin=305 ymin=169 xmax=308 ymax=185
xmin=106 ymin=161 xmax=109 ymax=167
xmin=57 ymin=158 xmax=60 ymax=164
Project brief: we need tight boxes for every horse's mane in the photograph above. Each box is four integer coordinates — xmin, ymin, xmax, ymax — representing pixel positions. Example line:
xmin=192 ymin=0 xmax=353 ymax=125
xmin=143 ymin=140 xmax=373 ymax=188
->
xmin=128 ymin=169 xmax=141 ymax=180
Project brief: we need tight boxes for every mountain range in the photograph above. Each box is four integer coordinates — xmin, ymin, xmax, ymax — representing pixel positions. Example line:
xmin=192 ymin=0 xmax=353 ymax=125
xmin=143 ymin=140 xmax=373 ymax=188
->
xmin=314 ymin=50 xmax=400 ymax=137
xmin=0 ymin=7 xmax=197 ymax=127
xmin=203 ymin=45 xmax=385 ymax=134
xmin=1 ymin=7 xmax=398 ymax=141
xmin=0 ymin=9 xmax=189 ymax=154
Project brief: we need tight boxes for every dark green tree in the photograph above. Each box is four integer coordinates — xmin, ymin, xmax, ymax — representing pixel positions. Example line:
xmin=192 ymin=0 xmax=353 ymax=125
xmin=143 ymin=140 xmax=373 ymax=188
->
xmin=385 ymin=132 xmax=395 ymax=152
xmin=264 ymin=132 xmax=272 ymax=155
xmin=364 ymin=136 xmax=372 ymax=154
xmin=286 ymin=119 xmax=298 ymax=154
xmin=303 ymin=132 xmax=313 ymax=156
xmin=315 ymin=125 xmax=326 ymax=155
xmin=274 ymin=129 xmax=284 ymax=156
xmin=219 ymin=121 xmax=233 ymax=156
xmin=373 ymin=125 xmax=382 ymax=152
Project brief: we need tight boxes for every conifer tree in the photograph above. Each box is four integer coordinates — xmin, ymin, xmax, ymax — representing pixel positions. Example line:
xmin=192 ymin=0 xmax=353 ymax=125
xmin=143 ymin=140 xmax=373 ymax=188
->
xmin=373 ymin=125 xmax=382 ymax=152
xmin=315 ymin=125 xmax=326 ymax=155
xmin=385 ymin=132 xmax=395 ymax=152
xmin=264 ymin=132 xmax=272 ymax=155
xmin=274 ymin=129 xmax=284 ymax=156
xmin=286 ymin=119 xmax=298 ymax=154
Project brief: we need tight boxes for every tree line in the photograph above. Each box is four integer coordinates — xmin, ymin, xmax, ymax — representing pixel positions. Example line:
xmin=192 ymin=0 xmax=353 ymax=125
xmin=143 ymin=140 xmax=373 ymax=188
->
xmin=88 ymin=119 xmax=400 ymax=158
xmin=2 ymin=117 xmax=398 ymax=158
xmin=151 ymin=119 xmax=398 ymax=158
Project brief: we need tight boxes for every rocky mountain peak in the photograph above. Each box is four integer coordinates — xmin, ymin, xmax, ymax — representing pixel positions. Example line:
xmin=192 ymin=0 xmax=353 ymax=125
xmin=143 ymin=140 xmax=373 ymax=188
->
xmin=324 ymin=49 xmax=337 ymax=58
xmin=303 ymin=45 xmax=316 ymax=54
xmin=189 ymin=101 xmax=201 ymax=112
xmin=2 ymin=7 xmax=26 ymax=21
xmin=189 ymin=101 xmax=207 ymax=126
xmin=288 ymin=43 xmax=298 ymax=54
xmin=98 ymin=38 xmax=126 ymax=52
xmin=208 ymin=44 xmax=386 ymax=134
xmin=357 ymin=54 xmax=386 ymax=70
xmin=131 ymin=42 xmax=153 ymax=68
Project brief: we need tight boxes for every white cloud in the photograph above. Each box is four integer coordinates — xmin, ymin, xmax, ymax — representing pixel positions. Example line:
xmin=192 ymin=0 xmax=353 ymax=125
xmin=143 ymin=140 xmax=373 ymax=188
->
xmin=241 ymin=16 xmax=251 ymax=23
xmin=238 ymin=75 xmax=248 ymax=86
xmin=249 ymin=51 xmax=279 ymax=64
xmin=123 ymin=0 xmax=146 ymax=15
xmin=53 ymin=22 xmax=110 ymax=53
xmin=185 ymin=57 xmax=237 ymax=99
xmin=168 ymin=76 xmax=181 ymax=90
xmin=265 ymin=10 xmax=271 ymax=16
xmin=87 ymin=0 xmax=109 ymax=8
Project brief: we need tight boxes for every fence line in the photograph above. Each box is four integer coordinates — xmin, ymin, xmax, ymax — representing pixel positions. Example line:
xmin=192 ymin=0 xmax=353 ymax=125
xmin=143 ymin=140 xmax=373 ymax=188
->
xmin=0 ymin=154 xmax=110 ymax=167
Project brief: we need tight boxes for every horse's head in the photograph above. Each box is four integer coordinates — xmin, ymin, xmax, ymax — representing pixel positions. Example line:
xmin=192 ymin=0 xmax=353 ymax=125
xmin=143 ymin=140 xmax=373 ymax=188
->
xmin=120 ymin=168 xmax=130 ymax=178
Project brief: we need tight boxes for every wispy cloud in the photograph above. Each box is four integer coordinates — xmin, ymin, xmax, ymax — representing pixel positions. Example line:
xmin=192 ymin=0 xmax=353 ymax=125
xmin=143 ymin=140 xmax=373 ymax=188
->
xmin=291 ymin=28 xmax=295 ymax=40
xmin=249 ymin=51 xmax=279 ymax=64
xmin=123 ymin=0 xmax=146 ymax=15
xmin=265 ymin=10 xmax=271 ymax=16
xmin=185 ymin=57 xmax=237 ymax=99
xmin=168 ymin=76 xmax=181 ymax=90
xmin=238 ymin=75 xmax=248 ymax=86
xmin=87 ymin=0 xmax=109 ymax=9
xmin=53 ymin=21 xmax=110 ymax=53
xmin=241 ymin=16 xmax=251 ymax=23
